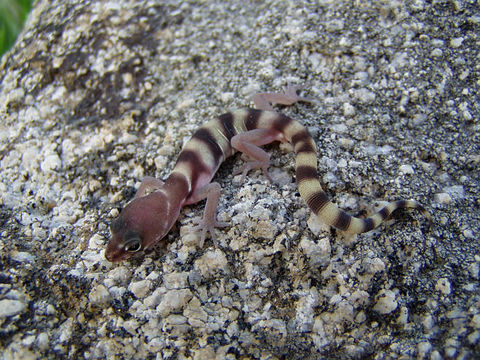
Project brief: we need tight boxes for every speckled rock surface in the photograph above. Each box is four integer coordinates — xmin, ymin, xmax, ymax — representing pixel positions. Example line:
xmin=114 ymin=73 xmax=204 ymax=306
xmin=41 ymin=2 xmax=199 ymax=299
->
xmin=1 ymin=0 xmax=479 ymax=359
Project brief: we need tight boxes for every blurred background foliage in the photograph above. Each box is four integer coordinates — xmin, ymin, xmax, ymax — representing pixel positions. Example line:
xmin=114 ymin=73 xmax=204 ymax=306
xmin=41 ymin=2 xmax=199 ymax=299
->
xmin=0 ymin=0 xmax=33 ymax=56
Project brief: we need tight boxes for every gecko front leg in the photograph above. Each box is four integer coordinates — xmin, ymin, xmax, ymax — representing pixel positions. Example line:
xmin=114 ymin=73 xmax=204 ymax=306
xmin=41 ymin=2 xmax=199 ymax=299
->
xmin=185 ymin=182 xmax=229 ymax=247
xmin=253 ymin=84 xmax=315 ymax=111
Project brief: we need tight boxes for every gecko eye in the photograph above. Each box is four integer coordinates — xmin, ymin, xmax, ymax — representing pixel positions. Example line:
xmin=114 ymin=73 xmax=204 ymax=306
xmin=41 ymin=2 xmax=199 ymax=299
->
xmin=123 ymin=230 xmax=143 ymax=253
xmin=123 ymin=238 xmax=142 ymax=253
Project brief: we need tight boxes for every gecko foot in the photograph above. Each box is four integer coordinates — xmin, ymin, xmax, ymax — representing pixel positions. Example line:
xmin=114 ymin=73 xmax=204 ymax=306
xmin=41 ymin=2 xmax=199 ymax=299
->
xmin=253 ymin=83 xmax=318 ymax=111
xmin=233 ymin=160 xmax=272 ymax=183
xmin=283 ymin=83 xmax=319 ymax=104
xmin=188 ymin=217 xmax=229 ymax=248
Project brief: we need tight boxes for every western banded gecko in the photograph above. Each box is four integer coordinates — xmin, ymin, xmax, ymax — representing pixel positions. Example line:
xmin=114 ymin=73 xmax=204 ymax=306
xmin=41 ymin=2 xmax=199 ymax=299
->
xmin=105 ymin=86 xmax=430 ymax=262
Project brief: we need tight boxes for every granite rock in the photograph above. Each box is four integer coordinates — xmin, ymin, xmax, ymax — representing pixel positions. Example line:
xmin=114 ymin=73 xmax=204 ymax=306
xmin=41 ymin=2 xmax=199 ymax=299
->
xmin=0 ymin=0 xmax=479 ymax=358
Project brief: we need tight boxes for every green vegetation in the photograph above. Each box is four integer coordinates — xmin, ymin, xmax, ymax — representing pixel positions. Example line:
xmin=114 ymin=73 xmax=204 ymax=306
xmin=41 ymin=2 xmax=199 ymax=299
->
xmin=0 ymin=0 xmax=33 ymax=56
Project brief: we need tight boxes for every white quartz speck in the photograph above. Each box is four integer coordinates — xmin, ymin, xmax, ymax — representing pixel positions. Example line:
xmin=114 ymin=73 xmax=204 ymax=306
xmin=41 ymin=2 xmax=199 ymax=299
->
xmin=0 ymin=299 xmax=26 ymax=318
xmin=326 ymin=19 xmax=344 ymax=32
xmin=21 ymin=146 xmax=40 ymax=171
xmin=431 ymin=48 xmax=443 ymax=57
xmin=106 ymin=266 xmax=131 ymax=285
xmin=450 ymin=37 xmax=464 ymax=48
xmin=88 ymin=284 xmax=111 ymax=305
xmin=144 ymin=288 xmax=167 ymax=308
xmin=435 ymin=278 xmax=451 ymax=295
xmin=468 ymin=262 xmax=479 ymax=280
xmin=128 ymin=280 xmax=152 ymax=299
xmin=119 ymin=133 xmax=138 ymax=145
xmin=6 ymin=87 xmax=25 ymax=104
xmin=443 ymin=185 xmax=465 ymax=200
xmin=343 ymin=102 xmax=355 ymax=116
xmin=57 ymin=318 xmax=74 ymax=344
xmin=88 ymin=234 xmax=105 ymax=250
xmin=463 ymin=229 xmax=474 ymax=239
xmin=399 ymin=164 xmax=414 ymax=175
xmin=156 ymin=289 xmax=193 ymax=317
xmin=194 ymin=249 xmax=229 ymax=278
xmin=40 ymin=153 xmax=62 ymax=172
xmin=11 ymin=251 xmax=35 ymax=263
xmin=373 ymin=290 xmax=398 ymax=315
xmin=435 ymin=192 xmax=452 ymax=204
xmin=36 ymin=332 xmax=50 ymax=351
xmin=299 ymin=236 xmax=331 ymax=267
xmin=352 ymin=88 xmax=376 ymax=104
xmin=364 ymin=258 xmax=386 ymax=275
xmin=295 ymin=288 xmax=319 ymax=332
xmin=418 ymin=341 xmax=433 ymax=357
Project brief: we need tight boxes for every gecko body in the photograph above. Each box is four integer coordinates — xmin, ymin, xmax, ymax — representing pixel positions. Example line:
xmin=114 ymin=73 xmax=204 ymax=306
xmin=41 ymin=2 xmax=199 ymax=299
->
xmin=105 ymin=87 xmax=429 ymax=262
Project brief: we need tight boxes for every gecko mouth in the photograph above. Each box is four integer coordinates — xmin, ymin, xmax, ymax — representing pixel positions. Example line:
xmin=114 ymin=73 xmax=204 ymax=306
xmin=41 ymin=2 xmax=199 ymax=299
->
xmin=104 ymin=243 xmax=128 ymax=262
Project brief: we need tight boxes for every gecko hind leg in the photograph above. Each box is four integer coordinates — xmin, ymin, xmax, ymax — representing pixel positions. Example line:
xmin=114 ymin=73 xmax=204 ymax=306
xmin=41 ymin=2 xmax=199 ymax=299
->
xmin=231 ymin=128 xmax=283 ymax=182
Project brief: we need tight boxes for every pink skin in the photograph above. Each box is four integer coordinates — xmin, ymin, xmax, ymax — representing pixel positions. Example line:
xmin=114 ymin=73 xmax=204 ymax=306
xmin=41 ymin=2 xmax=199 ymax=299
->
xmin=104 ymin=170 xmax=223 ymax=262
xmin=105 ymin=191 xmax=182 ymax=262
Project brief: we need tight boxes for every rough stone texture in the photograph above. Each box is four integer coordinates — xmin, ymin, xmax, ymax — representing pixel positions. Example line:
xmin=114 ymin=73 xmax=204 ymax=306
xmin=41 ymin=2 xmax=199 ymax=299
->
xmin=1 ymin=0 xmax=479 ymax=359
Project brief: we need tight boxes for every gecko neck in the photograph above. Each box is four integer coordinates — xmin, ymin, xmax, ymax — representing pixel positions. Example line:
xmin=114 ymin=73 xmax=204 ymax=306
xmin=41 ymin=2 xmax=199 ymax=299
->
xmin=164 ymin=171 xmax=191 ymax=208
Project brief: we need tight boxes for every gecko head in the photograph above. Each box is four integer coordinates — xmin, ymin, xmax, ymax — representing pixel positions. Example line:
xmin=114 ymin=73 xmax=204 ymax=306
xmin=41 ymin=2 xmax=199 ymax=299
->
xmin=105 ymin=192 xmax=179 ymax=262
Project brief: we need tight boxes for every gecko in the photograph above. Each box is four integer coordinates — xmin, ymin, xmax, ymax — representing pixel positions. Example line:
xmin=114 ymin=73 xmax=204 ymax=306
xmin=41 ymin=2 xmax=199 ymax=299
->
xmin=105 ymin=85 xmax=430 ymax=262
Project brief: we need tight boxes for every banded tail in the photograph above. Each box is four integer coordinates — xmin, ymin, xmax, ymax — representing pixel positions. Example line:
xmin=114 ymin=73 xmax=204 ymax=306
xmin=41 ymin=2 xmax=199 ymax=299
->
xmin=284 ymin=119 xmax=430 ymax=234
